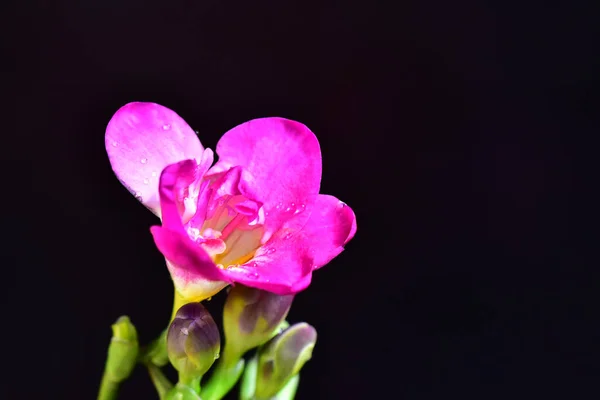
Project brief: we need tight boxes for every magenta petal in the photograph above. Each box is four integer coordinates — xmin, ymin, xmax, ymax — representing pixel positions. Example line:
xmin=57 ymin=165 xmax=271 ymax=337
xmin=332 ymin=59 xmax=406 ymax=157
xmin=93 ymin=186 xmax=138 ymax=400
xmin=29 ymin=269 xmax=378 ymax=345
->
xmin=151 ymin=226 xmax=230 ymax=284
xmin=222 ymin=195 xmax=356 ymax=295
xmin=152 ymin=159 xmax=230 ymax=299
xmin=157 ymin=159 xmax=198 ymax=227
xmin=212 ymin=118 xmax=322 ymax=235
xmin=105 ymin=102 xmax=204 ymax=215
xmin=302 ymin=195 xmax=356 ymax=267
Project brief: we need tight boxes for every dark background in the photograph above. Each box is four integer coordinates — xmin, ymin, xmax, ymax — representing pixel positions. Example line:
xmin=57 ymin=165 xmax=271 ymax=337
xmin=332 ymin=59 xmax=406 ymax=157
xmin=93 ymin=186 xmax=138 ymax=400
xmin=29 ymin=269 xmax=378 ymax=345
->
xmin=1 ymin=0 xmax=595 ymax=399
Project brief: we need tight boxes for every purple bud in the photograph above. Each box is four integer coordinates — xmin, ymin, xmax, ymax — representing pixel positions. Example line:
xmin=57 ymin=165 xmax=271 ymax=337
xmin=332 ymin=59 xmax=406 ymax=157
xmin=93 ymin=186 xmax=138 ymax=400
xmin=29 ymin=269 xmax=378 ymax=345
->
xmin=255 ymin=323 xmax=317 ymax=399
xmin=223 ymin=285 xmax=294 ymax=358
xmin=167 ymin=302 xmax=220 ymax=377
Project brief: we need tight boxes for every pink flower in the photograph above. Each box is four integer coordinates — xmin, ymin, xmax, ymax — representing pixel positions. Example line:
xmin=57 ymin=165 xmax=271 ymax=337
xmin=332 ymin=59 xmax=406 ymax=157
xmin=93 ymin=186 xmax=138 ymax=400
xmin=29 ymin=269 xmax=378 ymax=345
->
xmin=105 ymin=102 xmax=356 ymax=301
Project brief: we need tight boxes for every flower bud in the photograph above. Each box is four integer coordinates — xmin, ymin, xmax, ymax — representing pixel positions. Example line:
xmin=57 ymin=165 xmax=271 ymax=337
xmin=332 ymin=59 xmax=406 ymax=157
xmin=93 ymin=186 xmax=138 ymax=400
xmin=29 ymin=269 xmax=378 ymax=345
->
xmin=167 ymin=302 xmax=221 ymax=378
xmin=105 ymin=316 xmax=139 ymax=382
xmin=254 ymin=323 xmax=317 ymax=399
xmin=223 ymin=285 xmax=294 ymax=359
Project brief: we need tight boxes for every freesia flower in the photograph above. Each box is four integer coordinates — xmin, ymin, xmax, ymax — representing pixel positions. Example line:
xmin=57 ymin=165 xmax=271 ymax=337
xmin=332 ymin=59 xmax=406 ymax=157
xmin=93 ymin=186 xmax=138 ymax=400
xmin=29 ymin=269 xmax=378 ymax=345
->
xmin=105 ymin=102 xmax=356 ymax=302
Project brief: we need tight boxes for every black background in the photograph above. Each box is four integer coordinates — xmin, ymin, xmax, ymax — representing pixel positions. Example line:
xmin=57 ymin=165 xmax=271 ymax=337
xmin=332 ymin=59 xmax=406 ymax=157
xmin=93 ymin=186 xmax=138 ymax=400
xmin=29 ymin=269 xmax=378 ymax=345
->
xmin=1 ymin=1 xmax=595 ymax=399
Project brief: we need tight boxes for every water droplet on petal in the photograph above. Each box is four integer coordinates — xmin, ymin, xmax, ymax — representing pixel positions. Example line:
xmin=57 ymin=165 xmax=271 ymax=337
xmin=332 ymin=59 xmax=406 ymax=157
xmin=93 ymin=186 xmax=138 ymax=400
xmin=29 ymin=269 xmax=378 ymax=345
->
xmin=266 ymin=248 xmax=276 ymax=254
xmin=134 ymin=192 xmax=143 ymax=201
xmin=252 ymin=272 xmax=259 ymax=278
xmin=143 ymin=178 xmax=149 ymax=185
xmin=284 ymin=233 xmax=292 ymax=240
xmin=140 ymin=158 xmax=147 ymax=164
xmin=181 ymin=327 xmax=189 ymax=335
xmin=214 ymin=353 xmax=220 ymax=360
xmin=151 ymin=171 xmax=157 ymax=177
xmin=206 ymin=296 xmax=212 ymax=301
xmin=162 ymin=124 xmax=171 ymax=130
xmin=294 ymin=203 xmax=306 ymax=214
xmin=111 ymin=141 xmax=118 ymax=147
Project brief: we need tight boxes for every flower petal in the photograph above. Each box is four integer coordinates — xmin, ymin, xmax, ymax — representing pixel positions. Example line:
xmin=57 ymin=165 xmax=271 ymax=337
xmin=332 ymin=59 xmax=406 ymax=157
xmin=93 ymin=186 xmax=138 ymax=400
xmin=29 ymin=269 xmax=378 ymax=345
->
xmin=151 ymin=160 xmax=230 ymax=300
xmin=151 ymin=227 xmax=230 ymax=300
xmin=105 ymin=102 xmax=204 ymax=215
xmin=211 ymin=118 xmax=322 ymax=236
xmin=297 ymin=194 xmax=356 ymax=268
xmin=221 ymin=195 xmax=356 ymax=294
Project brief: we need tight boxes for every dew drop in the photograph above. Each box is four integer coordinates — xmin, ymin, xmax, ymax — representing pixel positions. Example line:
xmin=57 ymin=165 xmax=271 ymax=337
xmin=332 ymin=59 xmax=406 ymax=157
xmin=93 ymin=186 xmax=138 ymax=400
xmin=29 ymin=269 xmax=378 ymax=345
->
xmin=284 ymin=233 xmax=292 ymax=240
xmin=134 ymin=192 xmax=143 ymax=201
xmin=206 ymin=296 xmax=212 ymax=301
xmin=140 ymin=158 xmax=147 ymax=164
xmin=111 ymin=141 xmax=118 ymax=147
xmin=151 ymin=171 xmax=157 ymax=177
xmin=143 ymin=178 xmax=149 ymax=185
xmin=266 ymin=248 xmax=276 ymax=254
xmin=214 ymin=353 xmax=220 ymax=360
xmin=294 ymin=204 xmax=306 ymax=215
xmin=162 ymin=124 xmax=171 ymax=130
xmin=252 ymin=272 xmax=259 ymax=278
xmin=181 ymin=327 xmax=189 ymax=335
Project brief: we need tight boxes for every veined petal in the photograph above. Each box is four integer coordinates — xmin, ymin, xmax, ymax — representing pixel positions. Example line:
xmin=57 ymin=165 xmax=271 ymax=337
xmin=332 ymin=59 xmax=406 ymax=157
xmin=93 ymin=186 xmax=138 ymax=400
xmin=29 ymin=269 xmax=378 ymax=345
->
xmin=222 ymin=195 xmax=356 ymax=294
xmin=105 ymin=102 xmax=204 ymax=216
xmin=211 ymin=118 xmax=322 ymax=236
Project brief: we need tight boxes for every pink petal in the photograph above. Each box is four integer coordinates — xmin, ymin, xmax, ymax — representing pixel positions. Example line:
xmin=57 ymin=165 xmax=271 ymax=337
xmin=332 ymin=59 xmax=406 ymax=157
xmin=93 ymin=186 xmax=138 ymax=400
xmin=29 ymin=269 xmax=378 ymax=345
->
xmin=151 ymin=160 xmax=230 ymax=298
xmin=222 ymin=194 xmax=356 ymax=295
xmin=105 ymin=102 xmax=204 ymax=216
xmin=151 ymin=226 xmax=230 ymax=286
xmin=211 ymin=118 xmax=322 ymax=236
xmin=298 ymin=194 xmax=357 ymax=268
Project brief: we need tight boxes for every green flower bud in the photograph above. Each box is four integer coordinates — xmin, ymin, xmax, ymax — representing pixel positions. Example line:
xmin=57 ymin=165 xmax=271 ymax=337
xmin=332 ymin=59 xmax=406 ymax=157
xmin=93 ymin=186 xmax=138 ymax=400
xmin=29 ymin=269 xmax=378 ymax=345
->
xmin=105 ymin=316 xmax=139 ymax=382
xmin=167 ymin=302 xmax=221 ymax=379
xmin=254 ymin=323 xmax=317 ymax=399
xmin=223 ymin=285 xmax=294 ymax=359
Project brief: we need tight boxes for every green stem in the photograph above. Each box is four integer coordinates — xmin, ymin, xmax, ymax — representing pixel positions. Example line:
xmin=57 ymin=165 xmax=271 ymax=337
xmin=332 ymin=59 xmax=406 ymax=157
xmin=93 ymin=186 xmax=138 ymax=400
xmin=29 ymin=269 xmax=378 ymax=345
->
xmin=180 ymin=372 xmax=202 ymax=394
xmin=201 ymin=350 xmax=245 ymax=400
xmin=147 ymin=364 xmax=173 ymax=400
xmin=97 ymin=372 xmax=120 ymax=400
xmin=139 ymin=329 xmax=169 ymax=367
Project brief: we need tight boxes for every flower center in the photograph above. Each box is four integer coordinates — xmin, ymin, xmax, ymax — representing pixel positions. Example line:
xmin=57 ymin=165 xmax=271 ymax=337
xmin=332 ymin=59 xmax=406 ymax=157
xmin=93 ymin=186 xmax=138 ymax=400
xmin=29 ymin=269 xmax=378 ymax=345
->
xmin=186 ymin=194 xmax=264 ymax=269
